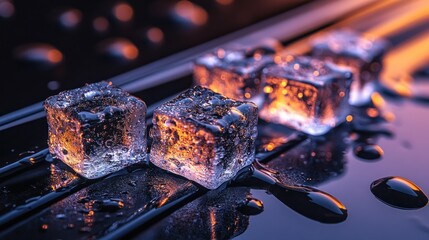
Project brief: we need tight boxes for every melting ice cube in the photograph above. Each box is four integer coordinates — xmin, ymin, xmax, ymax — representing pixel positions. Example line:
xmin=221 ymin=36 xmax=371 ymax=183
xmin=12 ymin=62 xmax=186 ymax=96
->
xmin=149 ymin=86 xmax=258 ymax=189
xmin=193 ymin=44 xmax=278 ymax=101
xmin=259 ymin=56 xmax=352 ymax=136
xmin=44 ymin=82 xmax=147 ymax=179
xmin=311 ymin=29 xmax=388 ymax=106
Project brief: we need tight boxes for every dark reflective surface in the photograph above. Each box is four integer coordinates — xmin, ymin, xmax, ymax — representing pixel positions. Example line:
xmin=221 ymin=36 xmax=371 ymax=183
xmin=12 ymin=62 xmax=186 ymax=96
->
xmin=136 ymin=187 xmax=251 ymax=240
xmin=0 ymin=167 xmax=199 ymax=239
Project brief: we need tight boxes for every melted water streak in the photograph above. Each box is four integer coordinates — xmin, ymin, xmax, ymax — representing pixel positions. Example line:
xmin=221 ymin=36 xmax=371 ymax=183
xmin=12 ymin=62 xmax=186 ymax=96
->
xmin=0 ymin=161 xmax=83 ymax=228
xmin=262 ymin=126 xmax=349 ymax=186
xmin=0 ymin=149 xmax=49 ymax=181
xmin=135 ymin=187 xmax=253 ymax=240
xmin=0 ymin=168 xmax=199 ymax=240
xmin=233 ymin=165 xmax=347 ymax=224
xmin=255 ymin=121 xmax=307 ymax=163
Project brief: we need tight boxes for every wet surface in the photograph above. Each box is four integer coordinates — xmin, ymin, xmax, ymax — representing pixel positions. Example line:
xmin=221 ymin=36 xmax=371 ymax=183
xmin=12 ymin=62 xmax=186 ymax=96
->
xmin=2 ymin=2 xmax=429 ymax=239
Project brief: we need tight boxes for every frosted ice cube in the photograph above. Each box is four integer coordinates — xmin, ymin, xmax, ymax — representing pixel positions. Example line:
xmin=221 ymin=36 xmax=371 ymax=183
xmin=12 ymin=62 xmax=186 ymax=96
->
xmin=44 ymin=82 xmax=147 ymax=179
xmin=311 ymin=29 xmax=388 ymax=106
xmin=149 ymin=86 xmax=258 ymax=189
xmin=259 ymin=56 xmax=352 ymax=136
xmin=193 ymin=45 xmax=277 ymax=101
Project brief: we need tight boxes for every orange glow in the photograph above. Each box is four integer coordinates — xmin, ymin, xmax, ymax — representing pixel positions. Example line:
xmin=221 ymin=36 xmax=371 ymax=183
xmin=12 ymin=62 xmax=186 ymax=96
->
xmin=366 ymin=1 xmax=429 ymax=39
xmin=147 ymin=27 xmax=164 ymax=43
xmin=41 ymin=224 xmax=49 ymax=230
xmin=263 ymin=86 xmax=273 ymax=94
xmin=113 ymin=3 xmax=133 ymax=22
xmin=380 ymin=31 xmax=429 ymax=97
xmin=383 ymin=112 xmax=395 ymax=122
xmin=158 ymin=197 xmax=170 ymax=207
xmin=175 ymin=1 xmax=208 ymax=26
xmin=122 ymin=44 xmax=139 ymax=60
xmin=209 ymin=208 xmax=217 ymax=240
xmin=366 ymin=108 xmax=379 ymax=118
xmin=393 ymin=177 xmax=419 ymax=191
xmin=47 ymin=49 xmax=63 ymax=63
xmin=371 ymin=92 xmax=385 ymax=108
xmin=320 ymin=192 xmax=346 ymax=211
xmin=244 ymin=92 xmax=251 ymax=99
xmin=346 ymin=115 xmax=353 ymax=122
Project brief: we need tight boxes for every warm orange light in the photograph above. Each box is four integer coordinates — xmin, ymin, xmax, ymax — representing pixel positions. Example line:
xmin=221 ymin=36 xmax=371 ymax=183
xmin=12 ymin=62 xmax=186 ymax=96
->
xmin=366 ymin=108 xmax=379 ymax=118
xmin=175 ymin=1 xmax=208 ymax=26
xmin=346 ymin=115 xmax=353 ymax=122
xmin=47 ymin=49 xmax=63 ymax=63
xmin=393 ymin=177 xmax=419 ymax=191
xmin=113 ymin=3 xmax=134 ymax=22
xmin=123 ymin=44 xmax=139 ymax=60
xmin=264 ymin=86 xmax=273 ymax=94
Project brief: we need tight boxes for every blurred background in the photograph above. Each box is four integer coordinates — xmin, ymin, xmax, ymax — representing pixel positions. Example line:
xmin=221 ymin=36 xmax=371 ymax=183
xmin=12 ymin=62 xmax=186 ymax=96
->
xmin=0 ymin=0 xmax=309 ymax=115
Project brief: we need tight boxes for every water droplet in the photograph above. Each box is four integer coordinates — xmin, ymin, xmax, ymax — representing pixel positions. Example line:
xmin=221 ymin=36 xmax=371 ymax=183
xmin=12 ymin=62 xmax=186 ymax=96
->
xmin=56 ymin=213 xmax=66 ymax=219
xmin=58 ymin=8 xmax=82 ymax=29
xmin=269 ymin=183 xmax=347 ymax=223
xmin=14 ymin=44 xmax=63 ymax=66
xmin=353 ymin=144 xmax=384 ymax=160
xmin=234 ymin=167 xmax=347 ymax=223
xmin=371 ymin=176 xmax=428 ymax=209
xmin=237 ymin=197 xmax=264 ymax=215
xmin=93 ymin=199 xmax=124 ymax=212
xmin=97 ymin=38 xmax=139 ymax=62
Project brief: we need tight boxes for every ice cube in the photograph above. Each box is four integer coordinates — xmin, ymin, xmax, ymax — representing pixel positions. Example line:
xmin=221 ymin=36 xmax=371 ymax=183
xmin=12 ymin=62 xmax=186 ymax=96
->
xmin=311 ymin=29 xmax=388 ymax=106
xmin=193 ymin=45 xmax=276 ymax=101
xmin=44 ymin=82 xmax=147 ymax=179
xmin=259 ymin=56 xmax=352 ymax=136
xmin=149 ymin=86 xmax=258 ymax=189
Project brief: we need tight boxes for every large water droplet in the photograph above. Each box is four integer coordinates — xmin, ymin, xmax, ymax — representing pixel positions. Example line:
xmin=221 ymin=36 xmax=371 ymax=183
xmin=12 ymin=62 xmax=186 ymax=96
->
xmin=371 ymin=176 xmax=428 ymax=209
xmin=269 ymin=183 xmax=347 ymax=223
xmin=353 ymin=144 xmax=384 ymax=160
xmin=14 ymin=44 xmax=63 ymax=66
xmin=234 ymin=167 xmax=347 ymax=223
xmin=237 ymin=197 xmax=264 ymax=215
xmin=97 ymin=38 xmax=139 ymax=62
